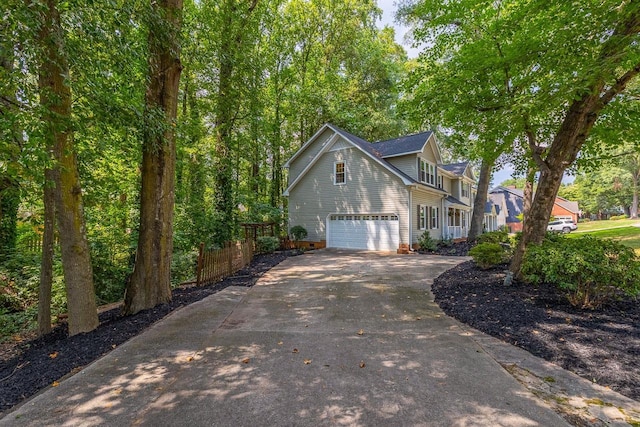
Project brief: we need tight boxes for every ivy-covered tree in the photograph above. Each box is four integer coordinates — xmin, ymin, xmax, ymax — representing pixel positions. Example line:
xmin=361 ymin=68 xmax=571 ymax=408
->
xmin=123 ymin=0 xmax=184 ymax=315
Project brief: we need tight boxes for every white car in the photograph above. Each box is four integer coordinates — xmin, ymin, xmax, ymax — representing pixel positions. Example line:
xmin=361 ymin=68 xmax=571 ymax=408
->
xmin=547 ymin=219 xmax=578 ymax=233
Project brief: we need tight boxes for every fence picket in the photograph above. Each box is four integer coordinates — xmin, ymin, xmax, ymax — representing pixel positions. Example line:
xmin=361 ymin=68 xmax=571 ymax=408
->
xmin=196 ymin=240 xmax=254 ymax=286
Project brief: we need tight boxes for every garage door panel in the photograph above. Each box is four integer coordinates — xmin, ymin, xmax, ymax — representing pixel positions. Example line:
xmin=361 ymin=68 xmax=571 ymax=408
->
xmin=327 ymin=214 xmax=399 ymax=251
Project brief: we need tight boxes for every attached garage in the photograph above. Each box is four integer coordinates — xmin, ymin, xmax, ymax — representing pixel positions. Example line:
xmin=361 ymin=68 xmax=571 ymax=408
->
xmin=326 ymin=214 xmax=400 ymax=251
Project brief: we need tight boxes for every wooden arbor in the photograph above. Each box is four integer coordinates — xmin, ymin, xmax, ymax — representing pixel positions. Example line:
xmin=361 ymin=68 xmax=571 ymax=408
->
xmin=240 ymin=222 xmax=276 ymax=241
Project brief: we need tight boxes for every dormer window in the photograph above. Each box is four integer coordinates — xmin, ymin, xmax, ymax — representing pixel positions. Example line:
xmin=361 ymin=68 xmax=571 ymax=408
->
xmin=419 ymin=159 xmax=436 ymax=186
xmin=437 ymin=175 xmax=443 ymax=189
xmin=334 ymin=162 xmax=346 ymax=185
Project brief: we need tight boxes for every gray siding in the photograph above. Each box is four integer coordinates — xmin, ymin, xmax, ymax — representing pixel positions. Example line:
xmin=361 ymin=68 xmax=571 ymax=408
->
xmin=289 ymin=146 xmax=410 ymax=244
xmin=387 ymin=155 xmax=418 ymax=181
xmin=288 ymin=128 xmax=335 ymax=185
xmin=412 ymin=190 xmax=444 ymax=242
xmin=441 ymin=175 xmax=453 ymax=193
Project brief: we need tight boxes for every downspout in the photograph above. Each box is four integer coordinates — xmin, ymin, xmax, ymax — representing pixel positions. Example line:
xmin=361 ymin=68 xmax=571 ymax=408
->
xmin=408 ymin=187 xmax=413 ymax=250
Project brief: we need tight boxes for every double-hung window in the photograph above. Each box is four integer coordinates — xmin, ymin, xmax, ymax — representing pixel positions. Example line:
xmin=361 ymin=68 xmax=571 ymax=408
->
xmin=334 ymin=162 xmax=345 ymax=185
xmin=418 ymin=205 xmax=428 ymax=230
xmin=419 ymin=159 xmax=436 ymax=186
xmin=431 ymin=206 xmax=439 ymax=229
xmin=418 ymin=205 xmax=439 ymax=230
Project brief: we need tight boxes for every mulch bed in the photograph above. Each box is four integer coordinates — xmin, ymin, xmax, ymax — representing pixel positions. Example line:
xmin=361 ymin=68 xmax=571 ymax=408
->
xmin=0 ymin=251 xmax=296 ymax=414
xmin=3 ymin=244 xmax=638 ymax=414
xmin=432 ymin=260 xmax=640 ymax=401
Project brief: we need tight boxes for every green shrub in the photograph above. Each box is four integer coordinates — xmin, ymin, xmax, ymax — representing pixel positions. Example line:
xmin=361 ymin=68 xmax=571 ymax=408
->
xmin=477 ymin=230 xmax=510 ymax=245
xmin=521 ymin=235 xmax=640 ymax=308
xmin=256 ymin=236 xmax=280 ymax=254
xmin=290 ymin=225 xmax=308 ymax=241
xmin=610 ymin=214 xmax=628 ymax=220
xmin=417 ymin=231 xmax=437 ymax=252
xmin=469 ymin=243 xmax=506 ymax=269
xmin=439 ymin=237 xmax=453 ymax=247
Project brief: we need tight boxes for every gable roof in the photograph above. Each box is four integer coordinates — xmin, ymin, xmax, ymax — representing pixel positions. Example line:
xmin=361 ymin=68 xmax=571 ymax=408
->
xmin=370 ymin=131 xmax=434 ymax=158
xmin=490 ymin=186 xmax=524 ymax=223
xmin=555 ymin=196 xmax=580 ymax=213
xmin=330 ymin=125 xmax=418 ymax=186
xmin=284 ymin=123 xmax=451 ymax=196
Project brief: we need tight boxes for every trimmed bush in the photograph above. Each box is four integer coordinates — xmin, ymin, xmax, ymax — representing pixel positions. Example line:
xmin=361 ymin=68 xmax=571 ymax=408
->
xmin=477 ymin=230 xmax=510 ymax=245
xmin=521 ymin=235 xmax=640 ymax=308
xmin=469 ymin=243 xmax=505 ymax=269
xmin=256 ymin=236 xmax=280 ymax=254
xmin=289 ymin=225 xmax=308 ymax=241
xmin=417 ymin=231 xmax=437 ymax=252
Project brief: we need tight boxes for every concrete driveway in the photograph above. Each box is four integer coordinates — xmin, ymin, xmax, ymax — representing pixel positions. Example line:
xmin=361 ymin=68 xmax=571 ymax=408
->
xmin=2 ymin=251 xmax=568 ymax=426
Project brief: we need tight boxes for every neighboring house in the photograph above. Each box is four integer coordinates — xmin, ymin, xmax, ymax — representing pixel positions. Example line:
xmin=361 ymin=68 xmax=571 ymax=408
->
xmin=283 ymin=123 xmax=476 ymax=251
xmin=487 ymin=191 xmax=509 ymax=230
xmin=483 ymin=201 xmax=499 ymax=232
xmin=553 ymin=196 xmax=580 ymax=223
xmin=489 ymin=186 xmax=580 ymax=232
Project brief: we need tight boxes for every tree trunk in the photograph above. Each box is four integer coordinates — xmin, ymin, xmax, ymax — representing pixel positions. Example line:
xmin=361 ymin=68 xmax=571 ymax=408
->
xmin=212 ymin=0 xmax=259 ymax=245
xmin=468 ymin=157 xmax=494 ymax=242
xmin=630 ymin=164 xmax=639 ymax=219
xmin=510 ymin=92 xmax=607 ymax=275
xmin=123 ymin=0 xmax=183 ymax=316
xmin=37 ymin=0 xmax=98 ymax=336
xmin=522 ymin=167 xmax=535 ymax=226
xmin=38 ymin=171 xmax=55 ymax=336
xmin=509 ymin=8 xmax=640 ymax=276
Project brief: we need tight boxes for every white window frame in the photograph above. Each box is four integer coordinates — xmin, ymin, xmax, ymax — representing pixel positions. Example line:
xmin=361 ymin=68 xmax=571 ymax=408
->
xmin=437 ymin=175 xmax=443 ymax=189
xmin=418 ymin=205 xmax=427 ymax=230
xmin=419 ymin=159 xmax=436 ymax=186
xmin=334 ymin=161 xmax=346 ymax=185
xmin=431 ymin=206 xmax=439 ymax=229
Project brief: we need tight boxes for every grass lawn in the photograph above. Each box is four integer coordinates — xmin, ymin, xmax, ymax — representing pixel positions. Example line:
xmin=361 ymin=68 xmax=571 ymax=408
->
xmin=568 ymin=224 xmax=640 ymax=253
xmin=574 ymin=218 xmax=640 ymax=232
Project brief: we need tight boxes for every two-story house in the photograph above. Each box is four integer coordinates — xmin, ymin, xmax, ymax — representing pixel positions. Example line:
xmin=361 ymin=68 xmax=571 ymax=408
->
xmin=283 ymin=124 xmax=476 ymax=251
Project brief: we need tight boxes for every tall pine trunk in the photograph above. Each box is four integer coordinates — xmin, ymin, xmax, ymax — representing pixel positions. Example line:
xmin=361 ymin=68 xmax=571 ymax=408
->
xmin=37 ymin=0 xmax=98 ymax=335
xmin=467 ymin=157 xmax=494 ymax=242
xmin=123 ymin=0 xmax=183 ymax=315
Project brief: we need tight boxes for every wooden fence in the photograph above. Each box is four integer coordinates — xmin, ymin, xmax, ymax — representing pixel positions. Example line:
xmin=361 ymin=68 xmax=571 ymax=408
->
xmin=20 ymin=235 xmax=59 ymax=253
xmin=196 ymin=240 xmax=254 ymax=286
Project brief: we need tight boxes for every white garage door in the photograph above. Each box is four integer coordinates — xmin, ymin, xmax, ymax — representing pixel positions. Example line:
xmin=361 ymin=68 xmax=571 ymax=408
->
xmin=327 ymin=214 xmax=400 ymax=251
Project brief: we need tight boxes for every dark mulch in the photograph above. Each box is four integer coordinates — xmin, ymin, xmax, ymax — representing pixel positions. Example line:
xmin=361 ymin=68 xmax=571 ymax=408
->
xmin=432 ymin=261 xmax=640 ymax=401
xmin=0 ymin=251 xmax=296 ymax=413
